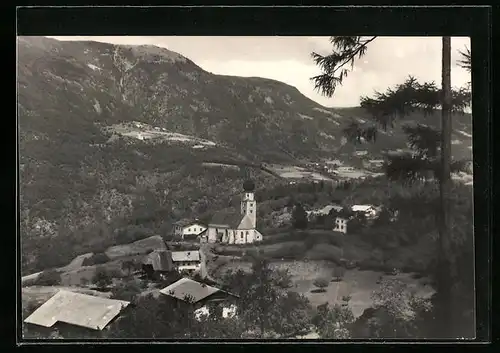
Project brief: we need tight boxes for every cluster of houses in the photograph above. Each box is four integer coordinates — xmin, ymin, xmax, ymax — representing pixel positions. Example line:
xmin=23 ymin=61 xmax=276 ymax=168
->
xmin=24 ymin=276 xmax=239 ymax=335
xmin=172 ymin=180 xmax=263 ymax=245
xmin=24 ymin=245 xmax=238 ymax=335
xmin=307 ymin=203 xmax=395 ymax=234
xmin=23 ymin=181 xmax=262 ymax=336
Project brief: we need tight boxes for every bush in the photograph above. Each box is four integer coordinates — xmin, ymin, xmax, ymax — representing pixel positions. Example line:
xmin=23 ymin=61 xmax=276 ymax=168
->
xmin=35 ymin=269 xmax=62 ymax=286
xmin=313 ymin=278 xmax=330 ymax=289
xmin=311 ymin=288 xmax=327 ymax=293
xmin=92 ymin=266 xmax=112 ymax=288
xmin=81 ymin=253 xmax=110 ymax=266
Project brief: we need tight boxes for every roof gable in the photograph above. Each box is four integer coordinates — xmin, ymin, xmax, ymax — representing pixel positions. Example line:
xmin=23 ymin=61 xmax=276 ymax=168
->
xmin=237 ymin=214 xmax=254 ymax=229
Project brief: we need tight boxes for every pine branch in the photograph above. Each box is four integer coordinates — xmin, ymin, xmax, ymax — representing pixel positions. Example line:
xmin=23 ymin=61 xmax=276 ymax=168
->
xmin=457 ymin=46 xmax=471 ymax=73
xmin=311 ymin=36 xmax=377 ymax=97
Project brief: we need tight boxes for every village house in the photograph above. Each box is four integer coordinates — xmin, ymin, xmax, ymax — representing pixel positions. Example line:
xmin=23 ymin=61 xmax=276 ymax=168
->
xmin=206 ymin=180 xmax=263 ymax=244
xmin=306 ymin=204 xmax=344 ymax=221
xmin=159 ymin=278 xmax=238 ymax=320
xmin=333 ymin=217 xmax=349 ymax=234
xmin=351 ymin=205 xmax=381 ymax=219
xmin=171 ymin=251 xmax=201 ymax=274
xmin=354 ymin=150 xmax=368 ymax=156
xmin=24 ymin=290 xmax=130 ymax=332
xmin=336 ymin=166 xmax=355 ymax=173
xmin=172 ymin=219 xmax=207 ymax=240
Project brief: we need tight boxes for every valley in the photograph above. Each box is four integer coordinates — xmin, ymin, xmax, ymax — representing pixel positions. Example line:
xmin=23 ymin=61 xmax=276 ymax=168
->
xmin=18 ymin=36 xmax=474 ymax=340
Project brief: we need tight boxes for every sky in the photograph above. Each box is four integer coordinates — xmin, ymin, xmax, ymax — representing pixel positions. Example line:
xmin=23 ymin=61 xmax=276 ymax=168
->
xmin=48 ymin=36 xmax=471 ymax=108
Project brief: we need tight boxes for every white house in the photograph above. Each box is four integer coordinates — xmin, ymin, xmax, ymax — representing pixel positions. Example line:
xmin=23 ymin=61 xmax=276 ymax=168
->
xmin=354 ymin=150 xmax=368 ymax=156
xmin=338 ymin=166 xmax=355 ymax=172
xmin=333 ymin=217 xmax=348 ymax=234
xmin=206 ymin=180 xmax=263 ymax=244
xmin=351 ymin=205 xmax=381 ymax=219
xmin=194 ymin=303 xmax=238 ymax=321
xmin=171 ymin=251 xmax=201 ymax=273
xmin=173 ymin=220 xmax=207 ymax=240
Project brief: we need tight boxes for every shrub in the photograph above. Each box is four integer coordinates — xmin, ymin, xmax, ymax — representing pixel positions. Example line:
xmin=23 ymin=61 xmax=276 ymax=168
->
xmin=81 ymin=253 xmax=110 ymax=266
xmin=92 ymin=266 xmax=112 ymax=288
xmin=35 ymin=269 xmax=62 ymax=286
xmin=332 ymin=267 xmax=346 ymax=282
xmin=313 ymin=278 xmax=330 ymax=289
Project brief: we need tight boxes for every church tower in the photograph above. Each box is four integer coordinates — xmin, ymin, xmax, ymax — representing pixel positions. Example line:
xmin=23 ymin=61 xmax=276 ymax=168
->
xmin=240 ymin=180 xmax=257 ymax=229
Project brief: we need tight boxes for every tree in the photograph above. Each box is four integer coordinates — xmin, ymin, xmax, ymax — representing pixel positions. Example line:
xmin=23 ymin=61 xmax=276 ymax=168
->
xmin=332 ymin=267 xmax=346 ymax=282
xmin=311 ymin=36 xmax=471 ymax=338
xmin=221 ymin=254 xmax=315 ymax=338
xmin=312 ymin=302 xmax=355 ymax=339
xmin=121 ymin=260 xmax=136 ymax=277
xmin=112 ymin=280 xmax=142 ymax=302
xmin=349 ymin=277 xmax=433 ymax=338
xmin=291 ymin=203 xmax=308 ymax=229
xmin=313 ymin=277 xmax=330 ymax=292
xmin=92 ymin=266 xmax=112 ymax=288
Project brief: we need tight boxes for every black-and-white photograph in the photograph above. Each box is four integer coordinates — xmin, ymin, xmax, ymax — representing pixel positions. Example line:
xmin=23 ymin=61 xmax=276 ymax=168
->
xmin=18 ymin=35 xmax=474 ymax=340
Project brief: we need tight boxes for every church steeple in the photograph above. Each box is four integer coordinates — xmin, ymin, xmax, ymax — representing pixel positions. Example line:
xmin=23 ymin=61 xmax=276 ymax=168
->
xmin=240 ymin=180 xmax=257 ymax=228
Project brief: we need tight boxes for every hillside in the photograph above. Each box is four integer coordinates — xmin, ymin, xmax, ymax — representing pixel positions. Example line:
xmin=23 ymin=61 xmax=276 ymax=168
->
xmin=17 ymin=36 xmax=472 ymax=275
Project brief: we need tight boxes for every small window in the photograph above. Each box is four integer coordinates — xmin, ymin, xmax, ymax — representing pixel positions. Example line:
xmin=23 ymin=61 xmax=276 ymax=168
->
xmin=246 ymin=231 xmax=249 ymax=235
xmin=250 ymin=210 xmax=253 ymax=213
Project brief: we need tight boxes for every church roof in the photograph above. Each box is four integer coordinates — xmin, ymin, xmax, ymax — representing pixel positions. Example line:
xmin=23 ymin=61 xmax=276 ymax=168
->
xmin=237 ymin=214 xmax=254 ymax=229
xmin=209 ymin=211 xmax=243 ymax=228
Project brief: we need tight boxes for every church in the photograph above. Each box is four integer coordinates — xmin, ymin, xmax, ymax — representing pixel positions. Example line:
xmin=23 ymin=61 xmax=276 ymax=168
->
xmin=204 ymin=180 xmax=263 ymax=244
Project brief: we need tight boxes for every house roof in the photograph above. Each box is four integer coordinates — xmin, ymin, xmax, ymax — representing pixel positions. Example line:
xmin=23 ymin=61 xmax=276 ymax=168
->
xmin=209 ymin=211 xmax=243 ymax=228
xmin=24 ymin=290 xmax=130 ymax=330
xmin=352 ymin=205 xmax=379 ymax=213
xmin=171 ymin=250 xmax=200 ymax=262
xmin=319 ymin=205 xmax=343 ymax=214
xmin=142 ymin=250 xmax=172 ymax=272
xmin=174 ymin=219 xmax=205 ymax=228
xmin=159 ymin=278 xmax=221 ymax=303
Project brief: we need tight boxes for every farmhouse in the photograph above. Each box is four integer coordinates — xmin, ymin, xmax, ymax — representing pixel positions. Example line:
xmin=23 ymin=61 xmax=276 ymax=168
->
xmin=171 ymin=251 xmax=201 ymax=273
xmin=159 ymin=278 xmax=238 ymax=320
xmin=206 ymin=180 xmax=263 ymax=244
xmin=351 ymin=205 xmax=381 ymax=219
xmin=24 ymin=290 xmax=130 ymax=331
xmin=172 ymin=219 xmax=207 ymax=240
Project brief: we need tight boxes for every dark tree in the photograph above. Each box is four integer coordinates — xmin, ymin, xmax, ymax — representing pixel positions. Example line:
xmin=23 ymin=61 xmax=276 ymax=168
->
xmin=92 ymin=266 xmax=112 ymax=288
xmin=291 ymin=203 xmax=308 ymax=229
